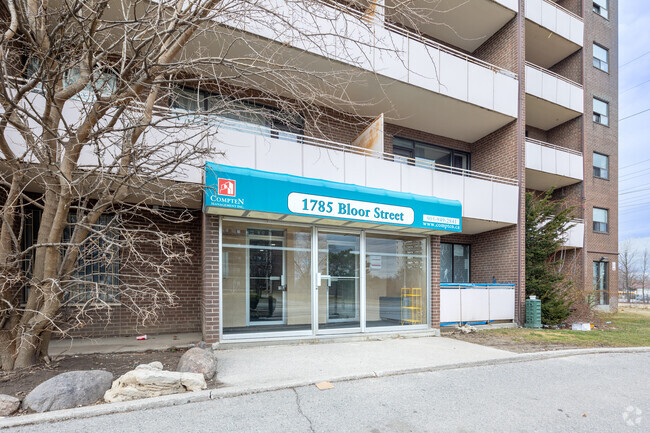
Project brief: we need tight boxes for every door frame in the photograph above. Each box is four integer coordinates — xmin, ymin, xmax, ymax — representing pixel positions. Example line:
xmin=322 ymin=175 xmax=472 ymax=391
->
xmin=313 ymin=227 xmax=364 ymax=335
xmin=245 ymin=228 xmax=287 ymax=326
xmin=219 ymin=216 xmax=430 ymax=341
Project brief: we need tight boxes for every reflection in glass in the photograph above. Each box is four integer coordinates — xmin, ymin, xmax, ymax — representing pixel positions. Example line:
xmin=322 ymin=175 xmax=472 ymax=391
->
xmin=366 ymin=234 xmax=427 ymax=327
xmin=318 ymin=233 xmax=360 ymax=330
xmin=222 ymin=221 xmax=311 ymax=335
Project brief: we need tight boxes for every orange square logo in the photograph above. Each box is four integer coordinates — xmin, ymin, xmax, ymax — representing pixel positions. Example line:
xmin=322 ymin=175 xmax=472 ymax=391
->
xmin=218 ymin=178 xmax=236 ymax=197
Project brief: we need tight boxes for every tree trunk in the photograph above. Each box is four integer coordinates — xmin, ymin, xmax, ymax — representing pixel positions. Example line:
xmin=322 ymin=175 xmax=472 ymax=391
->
xmin=0 ymin=330 xmax=16 ymax=370
xmin=13 ymin=331 xmax=41 ymax=369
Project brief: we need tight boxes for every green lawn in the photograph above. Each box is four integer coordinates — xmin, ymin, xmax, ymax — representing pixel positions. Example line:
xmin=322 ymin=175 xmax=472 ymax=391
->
xmin=454 ymin=309 xmax=650 ymax=350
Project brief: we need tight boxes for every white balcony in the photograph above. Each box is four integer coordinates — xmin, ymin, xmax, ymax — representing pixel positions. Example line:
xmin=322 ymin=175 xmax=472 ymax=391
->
xmin=440 ymin=284 xmax=516 ymax=325
xmin=209 ymin=0 xmax=518 ymax=143
xmin=202 ymin=119 xmax=518 ymax=234
xmin=525 ymin=62 xmax=583 ymax=130
xmin=561 ymin=219 xmax=584 ymax=249
xmin=525 ymin=0 xmax=583 ymax=68
xmin=385 ymin=0 xmax=517 ymax=52
xmin=525 ymin=138 xmax=583 ymax=190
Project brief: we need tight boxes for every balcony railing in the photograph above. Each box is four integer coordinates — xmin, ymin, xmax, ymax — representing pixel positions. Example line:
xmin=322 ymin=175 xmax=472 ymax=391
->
xmin=525 ymin=137 xmax=582 ymax=157
xmin=210 ymin=115 xmax=518 ymax=186
xmin=323 ymin=0 xmax=517 ymax=78
xmin=525 ymin=61 xmax=582 ymax=89
xmin=542 ymin=0 xmax=582 ymax=21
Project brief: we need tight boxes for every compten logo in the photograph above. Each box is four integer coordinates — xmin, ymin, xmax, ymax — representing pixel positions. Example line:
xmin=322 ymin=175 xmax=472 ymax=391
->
xmin=218 ymin=178 xmax=236 ymax=197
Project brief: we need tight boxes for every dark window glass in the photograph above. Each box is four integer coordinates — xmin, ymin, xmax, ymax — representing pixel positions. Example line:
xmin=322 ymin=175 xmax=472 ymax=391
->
xmin=394 ymin=137 xmax=470 ymax=171
xmin=441 ymin=243 xmax=470 ymax=283
xmin=593 ymin=261 xmax=609 ymax=305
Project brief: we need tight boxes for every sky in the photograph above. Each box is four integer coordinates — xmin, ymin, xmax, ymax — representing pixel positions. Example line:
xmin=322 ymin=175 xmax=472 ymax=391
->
xmin=618 ymin=1 xmax=650 ymax=249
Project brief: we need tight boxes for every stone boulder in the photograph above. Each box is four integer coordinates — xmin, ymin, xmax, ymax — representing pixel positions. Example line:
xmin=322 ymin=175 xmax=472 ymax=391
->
xmin=0 ymin=394 xmax=20 ymax=416
xmin=177 ymin=347 xmax=217 ymax=380
xmin=104 ymin=361 xmax=206 ymax=403
xmin=22 ymin=370 xmax=113 ymax=413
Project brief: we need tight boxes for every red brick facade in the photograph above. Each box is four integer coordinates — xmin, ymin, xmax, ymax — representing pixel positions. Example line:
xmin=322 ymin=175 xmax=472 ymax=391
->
xmin=55 ymin=0 xmax=619 ymax=339
xmin=69 ymin=210 xmax=203 ymax=338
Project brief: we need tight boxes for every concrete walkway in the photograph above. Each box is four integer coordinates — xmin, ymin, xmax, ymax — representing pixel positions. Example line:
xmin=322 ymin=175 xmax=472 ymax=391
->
xmin=214 ymin=336 xmax=514 ymax=389
xmin=48 ymin=332 xmax=202 ymax=356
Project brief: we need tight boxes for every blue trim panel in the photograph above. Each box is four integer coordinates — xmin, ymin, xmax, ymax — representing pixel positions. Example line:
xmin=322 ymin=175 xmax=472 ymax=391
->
xmin=204 ymin=162 xmax=462 ymax=232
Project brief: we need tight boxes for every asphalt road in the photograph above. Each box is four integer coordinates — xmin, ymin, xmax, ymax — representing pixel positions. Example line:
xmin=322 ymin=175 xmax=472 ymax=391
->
xmin=7 ymin=352 xmax=650 ymax=433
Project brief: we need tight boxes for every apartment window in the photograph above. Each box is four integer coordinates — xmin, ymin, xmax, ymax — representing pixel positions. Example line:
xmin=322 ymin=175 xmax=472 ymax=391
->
xmin=593 ymin=261 xmax=609 ymax=305
xmin=593 ymin=44 xmax=609 ymax=72
xmin=593 ymin=152 xmax=609 ymax=179
xmin=393 ymin=137 xmax=470 ymax=171
xmin=440 ymin=243 xmax=470 ymax=283
xmin=593 ymin=98 xmax=609 ymax=126
xmin=593 ymin=0 xmax=608 ymax=19
xmin=171 ymin=87 xmax=304 ymax=139
xmin=22 ymin=211 xmax=120 ymax=304
xmin=24 ymin=58 xmax=116 ymax=98
xmin=593 ymin=207 xmax=608 ymax=233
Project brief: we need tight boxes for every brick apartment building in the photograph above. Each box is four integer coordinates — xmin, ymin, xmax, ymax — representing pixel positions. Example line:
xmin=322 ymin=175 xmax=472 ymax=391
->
xmin=3 ymin=0 xmax=619 ymax=343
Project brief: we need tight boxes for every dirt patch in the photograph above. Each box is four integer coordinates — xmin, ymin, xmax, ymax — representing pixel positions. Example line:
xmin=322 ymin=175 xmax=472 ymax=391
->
xmin=0 ymin=349 xmax=223 ymax=412
xmin=444 ymin=329 xmax=582 ymax=353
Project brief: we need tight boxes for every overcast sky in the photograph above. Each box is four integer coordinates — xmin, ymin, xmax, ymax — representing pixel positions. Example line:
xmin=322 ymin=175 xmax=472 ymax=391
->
xmin=618 ymin=0 xmax=650 ymax=251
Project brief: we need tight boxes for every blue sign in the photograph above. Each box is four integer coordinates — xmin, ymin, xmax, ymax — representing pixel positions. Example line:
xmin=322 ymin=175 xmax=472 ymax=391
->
xmin=204 ymin=162 xmax=462 ymax=232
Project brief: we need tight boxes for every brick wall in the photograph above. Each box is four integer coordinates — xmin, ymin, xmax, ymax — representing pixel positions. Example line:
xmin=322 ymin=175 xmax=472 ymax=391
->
xmin=430 ymin=235 xmax=441 ymax=328
xmin=556 ymin=0 xmax=583 ymax=17
xmin=68 ymin=209 xmax=203 ymax=338
xmin=548 ymin=117 xmax=583 ymax=152
xmin=202 ymin=214 xmax=220 ymax=343
xmin=549 ymin=50 xmax=583 ymax=84
xmin=471 ymin=121 xmax=519 ymax=179
xmin=473 ymin=17 xmax=519 ymax=73
xmin=583 ymin=0 xmax=619 ymax=309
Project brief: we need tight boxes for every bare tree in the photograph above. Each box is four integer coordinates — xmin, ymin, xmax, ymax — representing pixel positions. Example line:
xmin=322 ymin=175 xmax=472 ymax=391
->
xmin=618 ymin=241 xmax=638 ymax=304
xmin=0 ymin=0 xmax=468 ymax=369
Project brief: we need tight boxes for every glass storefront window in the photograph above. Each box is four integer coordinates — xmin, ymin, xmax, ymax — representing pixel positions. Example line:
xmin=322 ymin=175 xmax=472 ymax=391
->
xmin=365 ymin=234 xmax=427 ymax=327
xmin=222 ymin=221 xmax=312 ymax=335
xmin=221 ymin=220 xmax=430 ymax=337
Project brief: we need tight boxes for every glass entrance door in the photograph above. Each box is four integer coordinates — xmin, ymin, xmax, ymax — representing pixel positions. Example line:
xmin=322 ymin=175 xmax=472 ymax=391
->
xmin=317 ymin=231 xmax=361 ymax=332
xmin=247 ymin=230 xmax=286 ymax=325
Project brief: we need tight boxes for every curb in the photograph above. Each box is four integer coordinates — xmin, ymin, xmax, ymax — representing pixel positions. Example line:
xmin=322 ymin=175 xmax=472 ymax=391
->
xmin=2 ymin=346 xmax=649 ymax=429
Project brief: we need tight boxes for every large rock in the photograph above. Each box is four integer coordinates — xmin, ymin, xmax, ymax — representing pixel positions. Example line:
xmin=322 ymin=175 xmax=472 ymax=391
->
xmin=104 ymin=361 xmax=206 ymax=403
xmin=177 ymin=347 xmax=217 ymax=380
xmin=0 ymin=394 xmax=20 ymax=416
xmin=22 ymin=370 xmax=113 ymax=413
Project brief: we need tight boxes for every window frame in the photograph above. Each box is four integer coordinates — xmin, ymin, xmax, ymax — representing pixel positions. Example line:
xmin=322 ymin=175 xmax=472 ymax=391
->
xmin=593 ymin=207 xmax=609 ymax=233
xmin=593 ymin=97 xmax=609 ymax=126
xmin=171 ymin=86 xmax=305 ymax=139
xmin=393 ymin=137 xmax=471 ymax=171
xmin=21 ymin=210 xmax=121 ymax=305
xmin=593 ymin=43 xmax=609 ymax=73
xmin=593 ymin=0 xmax=609 ymax=20
xmin=440 ymin=242 xmax=471 ymax=284
xmin=593 ymin=152 xmax=609 ymax=180
xmin=593 ymin=260 xmax=609 ymax=306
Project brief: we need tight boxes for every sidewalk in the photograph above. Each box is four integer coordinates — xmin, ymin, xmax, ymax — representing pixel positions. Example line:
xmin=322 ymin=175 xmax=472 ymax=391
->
xmin=48 ymin=332 xmax=201 ymax=356
xmin=214 ymin=336 xmax=514 ymax=390
xmin=2 ymin=334 xmax=649 ymax=429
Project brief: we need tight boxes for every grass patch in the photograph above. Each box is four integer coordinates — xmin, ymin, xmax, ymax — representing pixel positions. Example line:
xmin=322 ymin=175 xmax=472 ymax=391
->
xmin=452 ymin=309 xmax=650 ymax=351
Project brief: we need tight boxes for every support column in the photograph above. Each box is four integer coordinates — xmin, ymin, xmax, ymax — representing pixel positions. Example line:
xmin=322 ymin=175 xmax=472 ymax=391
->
xmin=202 ymin=214 xmax=220 ymax=343
xmin=430 ymin=235 xmax=441 ymax=329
